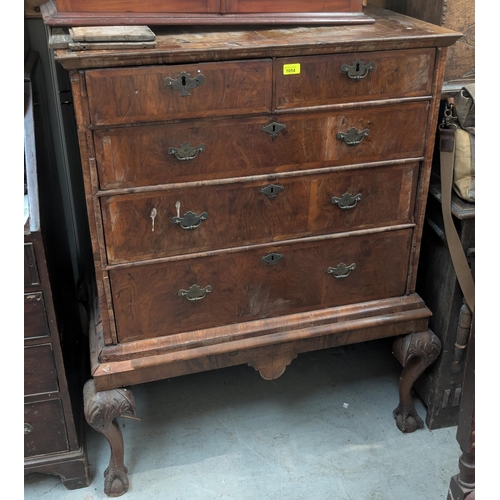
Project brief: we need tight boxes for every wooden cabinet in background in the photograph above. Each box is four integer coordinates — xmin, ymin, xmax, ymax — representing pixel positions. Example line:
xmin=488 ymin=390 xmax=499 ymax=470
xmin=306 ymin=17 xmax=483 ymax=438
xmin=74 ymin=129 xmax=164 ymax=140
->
xmin=24 ymin=50 xmax=89 ymax=491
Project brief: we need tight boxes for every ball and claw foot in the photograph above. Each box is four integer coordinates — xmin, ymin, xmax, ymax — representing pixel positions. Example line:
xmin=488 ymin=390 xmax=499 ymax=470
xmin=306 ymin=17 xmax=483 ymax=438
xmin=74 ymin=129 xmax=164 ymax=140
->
xmin=104 ymin=466 xmax=130 ymax=497
xmin=392 ymin=330 xmax=442 ymax=434
xmin=83 ymin=380 xmax=136 ymax=497
xmin=393 ymin=403 xmax=425 ymax=433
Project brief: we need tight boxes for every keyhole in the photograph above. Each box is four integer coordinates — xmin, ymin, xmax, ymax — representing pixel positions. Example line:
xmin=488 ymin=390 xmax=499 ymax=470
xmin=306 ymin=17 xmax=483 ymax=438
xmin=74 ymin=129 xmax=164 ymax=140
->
xmin=181 ymin=76 xmax=187 ymax=86
xmin=270 ymin=187 xmax=274 ymax=194
xmin=270 ymin=255 xmax=275 ymax=262
xmin=356 ymin=62 xmax=360 ymax=72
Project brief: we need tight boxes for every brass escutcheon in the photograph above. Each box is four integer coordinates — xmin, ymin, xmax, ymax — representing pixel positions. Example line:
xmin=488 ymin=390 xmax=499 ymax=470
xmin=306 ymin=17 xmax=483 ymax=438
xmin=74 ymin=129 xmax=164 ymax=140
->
xmin=262 ymin=121 xmax=286 ymax=139
xmin=260 ymin=184 xmax=285 ymax=199
xmin=164 ymin=71 xmax=205 ymax=97
xmin=341 ymin=60 xmax=375 ymax=81
xmin=261 ymin=252 xmax=284 ymax=266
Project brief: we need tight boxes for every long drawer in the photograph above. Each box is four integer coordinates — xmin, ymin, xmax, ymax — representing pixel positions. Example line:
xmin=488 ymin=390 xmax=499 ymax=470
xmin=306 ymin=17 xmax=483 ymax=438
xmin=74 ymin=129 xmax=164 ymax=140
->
xmin=94 ymin=102 xmax=428 ymax=189
xmin=109 ymin=228 xmax=412 ymax=342
xmin=275 ymin=48 xmax=435 ymax=109
xmin=102 ymin=162 xmax=418 ymax=264
xmin=85 ymin=59 xmax=273 ymax=126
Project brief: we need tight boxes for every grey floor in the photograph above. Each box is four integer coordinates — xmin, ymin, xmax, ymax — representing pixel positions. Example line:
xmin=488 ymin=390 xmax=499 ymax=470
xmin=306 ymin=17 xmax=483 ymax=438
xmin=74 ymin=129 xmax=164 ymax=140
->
xmin=24 ymin=338 xmax=460 ymax=500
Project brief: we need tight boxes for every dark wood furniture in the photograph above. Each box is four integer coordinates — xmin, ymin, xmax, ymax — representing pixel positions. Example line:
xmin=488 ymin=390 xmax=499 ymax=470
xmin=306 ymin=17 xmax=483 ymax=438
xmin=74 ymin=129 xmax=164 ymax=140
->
xmin=51 ymin=8 xmax=461 ymax=496
xmin=390 ymin=0 xmax=475 ymax=431
xmin=24 ymin=50 xmax=90 ymax=490
xmin=40 ymin=0 xmax=374 ymax=26
xmin=447 ymin=250 xmax=475 ymax=500
xmin=415 ymin=179 xmax=474 ymax=429
xmin=389 ymin=0 xmax=474 ymax=94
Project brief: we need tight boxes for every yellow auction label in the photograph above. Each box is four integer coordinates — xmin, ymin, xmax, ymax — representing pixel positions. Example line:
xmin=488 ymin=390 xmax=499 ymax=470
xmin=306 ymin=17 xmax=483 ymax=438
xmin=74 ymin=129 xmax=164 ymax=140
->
xmin=283 ymin=63 xmax=301 ymax=75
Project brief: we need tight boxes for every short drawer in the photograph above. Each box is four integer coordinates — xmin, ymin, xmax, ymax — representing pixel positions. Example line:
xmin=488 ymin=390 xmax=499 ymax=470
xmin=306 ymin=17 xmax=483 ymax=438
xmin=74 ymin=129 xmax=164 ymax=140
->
xmin=24 ymin=344 xmax=59 ymax=396
xmin=24 ymin=292 xmax=50 ymax=340
xmin=85 ymin=59 xmax=272 ymax=126
xmin=24 ymin=243 xmax=40 ymax=286
xmin=109 ymin=228 xmax=412 ymax=342
xmin=101 ymin=162 xmax=419 ymax=264
xmin=275 ymin=48 xmax=435 ymax=109
xmin=24 ymin=399 xmax=69 ymax=457
xmin=94 ymin=101 xmax=428 ymax=189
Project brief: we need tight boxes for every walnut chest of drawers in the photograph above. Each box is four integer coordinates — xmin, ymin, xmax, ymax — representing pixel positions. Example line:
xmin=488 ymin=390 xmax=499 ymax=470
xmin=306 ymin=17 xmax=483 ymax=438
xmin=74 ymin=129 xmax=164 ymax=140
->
xmin=53 ymin=7 xmax=461 ymax=496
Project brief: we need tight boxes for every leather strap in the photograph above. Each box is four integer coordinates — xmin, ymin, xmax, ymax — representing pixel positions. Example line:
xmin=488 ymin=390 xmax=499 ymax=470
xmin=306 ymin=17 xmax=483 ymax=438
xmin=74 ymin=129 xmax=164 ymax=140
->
xmin=439 ymin=125 xmax=475 ymax=314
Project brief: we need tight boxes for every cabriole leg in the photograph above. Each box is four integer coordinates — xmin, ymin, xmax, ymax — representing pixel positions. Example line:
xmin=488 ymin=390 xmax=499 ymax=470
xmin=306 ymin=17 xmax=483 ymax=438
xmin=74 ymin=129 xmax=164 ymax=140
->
xmin=83 ymin=380 xmax=136 ymax=497
xmin=392 ymin=330 xmax=442 ymax=433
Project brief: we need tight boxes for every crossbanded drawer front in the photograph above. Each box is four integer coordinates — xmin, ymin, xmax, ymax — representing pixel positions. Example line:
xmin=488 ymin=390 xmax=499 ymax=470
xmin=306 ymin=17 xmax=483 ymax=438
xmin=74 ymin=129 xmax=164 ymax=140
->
xmin=276 ymin=48 xmax=435 ymax=109
xmin=109 ymin=229 xmax=412 ymax=342
xmin=24 ymin=292 xmax=50 ymax=340
xmin=24 ymin=399 xmax=69 ymax=457
xmin=85 ymin=60 xmax=272 ymax=126
xmin=24 ymin=344 xmax=59 ymax=396
xmin=101 ymin=162 xmax=418 ymax=264
xmin=94 ymin=102 xmax=428 ymax=189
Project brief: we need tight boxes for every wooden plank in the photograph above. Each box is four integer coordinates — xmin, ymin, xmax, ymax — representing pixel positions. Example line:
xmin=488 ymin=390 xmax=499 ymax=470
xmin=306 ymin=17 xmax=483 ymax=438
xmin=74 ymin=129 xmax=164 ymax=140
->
xmin=68 ymin=41 xmax=157 ymax=51
xmin=69 ymin=26 xmax=156 ymax=42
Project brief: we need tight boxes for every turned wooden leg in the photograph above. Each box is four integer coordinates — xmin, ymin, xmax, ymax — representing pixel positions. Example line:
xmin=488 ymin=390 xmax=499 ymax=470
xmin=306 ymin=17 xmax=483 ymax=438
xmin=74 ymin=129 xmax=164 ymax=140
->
xmin=83 ymin=380 xmax=136 ymax=497
xmin=392 ymin=330 xmax=442 ymax=433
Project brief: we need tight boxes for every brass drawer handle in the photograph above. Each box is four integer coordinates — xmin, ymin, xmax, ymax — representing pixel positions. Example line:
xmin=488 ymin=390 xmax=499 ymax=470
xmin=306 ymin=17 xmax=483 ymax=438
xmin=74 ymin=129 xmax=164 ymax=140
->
xmin=168 ymin=142 xmax=206 ymax=161
xmin=262 ymin=121 xmax=286 ymax=139
xmin=24 ymin=423 xmax=33 ymax=435
xmin=331 ymin=192 xmax=363 ymax=210
xmin=341 ymin=60 xmax=375 ymax=81
xmin=178 ymin=284 xmax=213 ymax=301
xmin=337 ymin=127 xmax=370 ymax=146
xmin=327 ymin=263 xmax=356 ymax=279
xmin=172 ymin=210 xmax=208 ymax=230
xmin=260 ymin=184 xmax=284 ymax=199
xmin=164 ymin=71 xmax=205 ymax=97
xmin=261 ymin=252 xmax=284 ymax=266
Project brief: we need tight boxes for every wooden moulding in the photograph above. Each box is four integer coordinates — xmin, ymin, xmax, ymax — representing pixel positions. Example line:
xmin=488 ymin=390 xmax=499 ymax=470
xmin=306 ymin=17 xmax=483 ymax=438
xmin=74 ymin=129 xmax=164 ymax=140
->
xmin=90 ymin=294 xmax=431 ymax=391
xmin=40 ymin=0 xmax=374 ymax=26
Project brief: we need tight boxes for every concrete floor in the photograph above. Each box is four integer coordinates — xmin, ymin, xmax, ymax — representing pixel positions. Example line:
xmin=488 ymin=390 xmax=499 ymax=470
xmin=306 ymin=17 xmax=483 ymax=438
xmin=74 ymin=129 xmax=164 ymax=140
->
xmin=24 ymin=338 xmax=460 ymax=500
